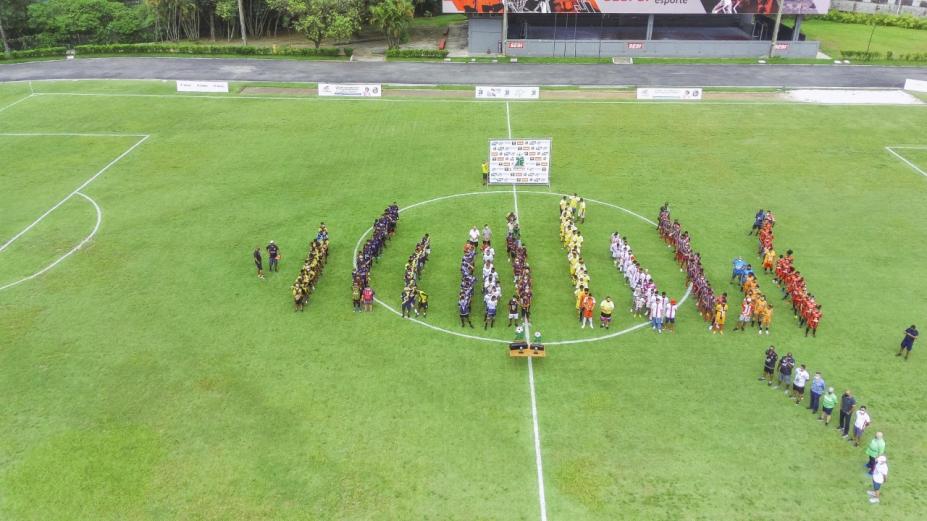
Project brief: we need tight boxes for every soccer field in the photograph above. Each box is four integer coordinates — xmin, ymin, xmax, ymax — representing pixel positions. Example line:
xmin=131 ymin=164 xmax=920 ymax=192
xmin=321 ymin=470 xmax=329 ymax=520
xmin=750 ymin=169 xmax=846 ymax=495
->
xmin=1 ymin=80 xmax=926 ymax=520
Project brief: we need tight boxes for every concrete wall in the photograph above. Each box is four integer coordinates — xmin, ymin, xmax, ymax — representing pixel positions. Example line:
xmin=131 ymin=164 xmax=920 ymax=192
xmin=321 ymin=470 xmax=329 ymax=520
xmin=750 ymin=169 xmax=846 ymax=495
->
xmin=469 ymin=17 xmax=504 ymax=55
xmin=832 ymin=0 xmax=927 ymax=16
xmin=503 ymin=39 xmax=820 ymax=58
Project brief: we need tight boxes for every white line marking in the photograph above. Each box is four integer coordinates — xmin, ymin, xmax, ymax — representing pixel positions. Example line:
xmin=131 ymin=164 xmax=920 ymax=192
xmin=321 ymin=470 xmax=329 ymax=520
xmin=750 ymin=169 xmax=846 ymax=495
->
xmin=0 ymin=192 xmax=101 ymax=292
xmin=0 ymin=134 xmax=149 ymax=254
xmin=0 ymin=132 xmax=149 ymax=138
xmin=28 ymin=91 xmax=927 ymax=107
xmin=885 ymin=146 xmax=927 ymax=178
xmin=527 ymin=356 xmax=548 ymax=521
xmin=0 ymin=93 xmax=34 ymax=114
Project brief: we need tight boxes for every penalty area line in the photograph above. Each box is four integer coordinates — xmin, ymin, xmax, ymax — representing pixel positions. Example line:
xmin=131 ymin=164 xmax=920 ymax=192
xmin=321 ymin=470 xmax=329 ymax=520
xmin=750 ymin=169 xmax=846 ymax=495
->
xmin=885 ymin=146 xmax=927 ymax=178
xmin=0 ymin=93 xmax=35 ymax=114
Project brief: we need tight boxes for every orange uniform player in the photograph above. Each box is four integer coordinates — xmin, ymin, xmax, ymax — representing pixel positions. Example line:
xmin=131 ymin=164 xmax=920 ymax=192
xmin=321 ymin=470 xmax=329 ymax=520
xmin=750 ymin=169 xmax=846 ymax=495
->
xmin=762 ymin=248 xmax=777 ymax=273
xmin=805 ymin=306 xmax=822 ymax=337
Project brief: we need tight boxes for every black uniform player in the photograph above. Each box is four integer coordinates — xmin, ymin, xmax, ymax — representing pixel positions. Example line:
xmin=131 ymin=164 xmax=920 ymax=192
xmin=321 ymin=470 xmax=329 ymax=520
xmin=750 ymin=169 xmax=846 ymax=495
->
xmin=267 ymin=241 xmax=280 ymax=272
xmin=253 ymin=247 xmax=264 ymax=279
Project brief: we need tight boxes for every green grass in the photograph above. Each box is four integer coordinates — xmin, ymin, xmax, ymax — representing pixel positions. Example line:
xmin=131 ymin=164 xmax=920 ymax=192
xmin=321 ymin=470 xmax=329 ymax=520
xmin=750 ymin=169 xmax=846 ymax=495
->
xmin=798 ymin=19 xmax=927 ymax=57
xmin=1 ymin=80 xmax=927 ymax=520
xmin=411 ymin=14 xmax=468 ymax=27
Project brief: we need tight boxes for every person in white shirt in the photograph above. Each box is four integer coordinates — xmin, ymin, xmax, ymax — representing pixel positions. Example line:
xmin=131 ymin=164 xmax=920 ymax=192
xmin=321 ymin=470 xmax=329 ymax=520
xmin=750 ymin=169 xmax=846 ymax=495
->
xmin=869 ymin=455 xmax=888 ymax=503
xmin=853 ymin=406 xmax=871 ymax=447
xmin=791 ymin=364 xmax=810 ymax=404
xmin=664 ymin=298 xmax=677 ymax=333
xmin=468 ymin=226 xmax=480 ymax=246
xmin=484 ymin=246 xmax=495 ymax=264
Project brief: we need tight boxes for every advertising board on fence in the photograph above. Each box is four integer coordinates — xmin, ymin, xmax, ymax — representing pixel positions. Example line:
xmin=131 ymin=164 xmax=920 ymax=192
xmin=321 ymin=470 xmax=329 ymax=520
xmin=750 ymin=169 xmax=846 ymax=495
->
xmin=444 ymin=0 xmax=828 ymax=15
xmin=318 ymin=83 xmax=382 ymax=97
xmin=476 ymin=86 xmax=540 ymax=100
xmin=489 ymin=139 xmax=551 ymax=185
xmin=904 ymin=79 xmax=927 ymax=93
xmin=177 ymin=80 xmax=229 ymax=93
xmin=636 ymin=88 xmax=703 ymax=100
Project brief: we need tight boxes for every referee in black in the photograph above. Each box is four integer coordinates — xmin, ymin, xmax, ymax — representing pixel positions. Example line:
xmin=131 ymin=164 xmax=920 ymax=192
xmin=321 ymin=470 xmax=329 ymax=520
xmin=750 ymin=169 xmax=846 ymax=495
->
xmin=253 ymin=247 xmax=264 ymax=279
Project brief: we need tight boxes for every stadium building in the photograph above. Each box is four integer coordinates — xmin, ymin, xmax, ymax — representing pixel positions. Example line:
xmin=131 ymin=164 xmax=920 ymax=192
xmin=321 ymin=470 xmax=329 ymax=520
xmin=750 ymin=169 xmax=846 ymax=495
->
xmin=445 ymin=0 xmax=828 ymax=58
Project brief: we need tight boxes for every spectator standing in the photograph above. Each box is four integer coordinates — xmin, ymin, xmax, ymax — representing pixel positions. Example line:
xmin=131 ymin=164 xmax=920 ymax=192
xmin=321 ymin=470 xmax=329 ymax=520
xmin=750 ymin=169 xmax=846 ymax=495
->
xmin=808 ymin=372 xmax=826 ymax=414
xmin=819 ymin=387 xmax=837 ymax=425
xmin=865 ymin=432 xmax=885 ymax=474
xmin=869 ymin=455 xmax=888 ymax=504
xmin=897 ymin=325 xmax=918 ymax=360
xmin=776 ymin=352 xmax=794 ymax=392
xmin=792 ymin=364 xmax=810 ymax=404
xmin=759 ymin=346 xmax=778 ymax=385
xmin=853 ymin=405 xmax=871 ymax=447
xmin=838 ymin=389 xmax=857 ymax=439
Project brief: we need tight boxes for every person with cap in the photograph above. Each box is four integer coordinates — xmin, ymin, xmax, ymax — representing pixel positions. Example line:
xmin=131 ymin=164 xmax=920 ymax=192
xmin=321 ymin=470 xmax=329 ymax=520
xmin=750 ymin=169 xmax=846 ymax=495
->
xmin=853 ymin=405 xmax=871 ymax=447
xmin=776 ymin=352 xmax=794 ymax=391
xmin=868 ymin=455 xmax=888 ymax=504
xmin=808 ymin=371 xmax=826 ymax=414
xmin=266 ymin=240 xmax=280 ymax=273
xmin=865 ymin=432 xmax=886 ymax=474
xmin=897 ymin=325 xmax=918 ymax=360
xmin=819 ymin=387 xmax=838 ymax=425
xmin=838 ymin=389 xmax=857 ymax=439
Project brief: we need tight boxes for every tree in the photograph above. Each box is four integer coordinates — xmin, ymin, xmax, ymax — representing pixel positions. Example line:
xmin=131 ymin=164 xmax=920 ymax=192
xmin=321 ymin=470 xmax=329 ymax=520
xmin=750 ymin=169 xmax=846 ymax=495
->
xmin=369 ymin=0 xmax=412 ymax=49
xmin=237 ymin=0 xmax=248 ymax=43
xmin=0 ymin=10 xmax=10 ymax=56
xmin=29 ymin=0 xmax=148 ymax=46
xmin=275 ymin=0 xmax=360 ymax=48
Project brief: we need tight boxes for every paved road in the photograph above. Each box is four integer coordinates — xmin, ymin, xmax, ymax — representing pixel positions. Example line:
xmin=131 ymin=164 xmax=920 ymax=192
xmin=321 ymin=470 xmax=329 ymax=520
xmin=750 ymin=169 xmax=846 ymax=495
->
xmin=1 ymin=57 xmax=926 ymax=88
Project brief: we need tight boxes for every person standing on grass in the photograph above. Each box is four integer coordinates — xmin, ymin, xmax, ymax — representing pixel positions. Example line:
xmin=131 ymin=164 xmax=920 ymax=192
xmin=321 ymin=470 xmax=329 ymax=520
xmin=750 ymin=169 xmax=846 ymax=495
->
xmin=401 ymin=285 xmax=416 ymax=318
xmin=266 ymin=240 xmax=280 ymax=273
xmin=759 ymin=346 xmax=778 ymax=385
xmin=581 ymin=292 xmax=597 ymax=329
xmin=820 ymin=387 xmax=837 ymax=425
xmin=416 ymin=289 xmax=428 ymax=318
xmin=838 ymin=389 xmax=857 ymax=439
xmin=482 ymin=224 xmax=492 ymax=250
xmin=808 ymin=371 xmax=826 ymax=414
xmin=665 ymin=298 xmax=677 ymax=333
xmin=750 ymin=209 xmax=765 ymax=235
xmin=253 ymin=247 xmax=264 ymax=279
xmin=352 ymin=281 xmax=362 ymax=312
xmin=468 ymin=226 xmax=480 ymax=248
xmin=459 ymin=295 xmax=474 ymax=328
xmin=507 ymin=296 xmax=519 ymax=327
xmin=897 ymin=325 xmax=918 ymax=360
xmin=578 ymin=198 xmax=587 ymax=224
xmin=792 ymin=364 xmax=810 ymax=404
xmin=362 ymin=285 xmax=375 ymax=312
xmin=865 ymin=432 xmax=885 ymax=474
xmin=776 ymin=352 xmax=794 ymax=391
xmin=853 ymin=405 xmax=871 ymax=447
xmin=481 ymin=160 xmax=489 ymax=185
xmin=869 ymin=455 xmax=888 ymax=504
xmin=599 ymin=296 xmax=615 ymax=329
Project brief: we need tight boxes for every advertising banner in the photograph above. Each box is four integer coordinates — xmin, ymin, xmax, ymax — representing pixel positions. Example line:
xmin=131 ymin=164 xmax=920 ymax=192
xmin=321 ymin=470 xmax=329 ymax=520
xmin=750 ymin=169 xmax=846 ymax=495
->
xmin=444 ymin=0 xmax=828 ymax=15
xmin=489 ymin=139 xmax=551 ymax=185
xmin=476 ymin=86 xmax=541 ymax=99
xmin=318 ymin=83 xmax=382 ymax=97
xmin=636 ymin=87 xmax=702 ymax=100
xmin=177 ymin=80 xmax=229 ymax=93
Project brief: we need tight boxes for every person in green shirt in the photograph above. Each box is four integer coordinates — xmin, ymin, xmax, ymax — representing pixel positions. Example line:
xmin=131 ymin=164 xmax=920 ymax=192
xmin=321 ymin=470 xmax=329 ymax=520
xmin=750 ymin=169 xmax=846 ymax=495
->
xmin=819 ymin=387 xmax=838 ymax=426
xmin=481 ymin=160 xmax=489 ymax=185
xmin=865 ymin=432 xmax=886 ymax=474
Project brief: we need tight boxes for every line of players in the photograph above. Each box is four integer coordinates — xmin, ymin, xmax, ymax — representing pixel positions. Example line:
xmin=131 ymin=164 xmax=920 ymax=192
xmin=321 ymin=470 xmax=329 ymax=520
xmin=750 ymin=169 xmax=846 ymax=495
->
xmin=611 ymin=232 xmax=677 ymax=333
xmin=352 ymin=203 xmax=399 ymax=295
xmin=729 ymin=257 xmax=774 ymax=334
xmin=507 ymin=213 xmax=534 ymax=328
xmin=658 ymin=204 xmax=717 ymax=325
xmin=560 ymin=198 xmax=593 ymax=325
xmin=752 ymin=209 xmax=823 ymax=337
xmin=291 ymin=224 xmax=330 ymax=311
xmin=400 ymin=234 xmax=431 ymax=318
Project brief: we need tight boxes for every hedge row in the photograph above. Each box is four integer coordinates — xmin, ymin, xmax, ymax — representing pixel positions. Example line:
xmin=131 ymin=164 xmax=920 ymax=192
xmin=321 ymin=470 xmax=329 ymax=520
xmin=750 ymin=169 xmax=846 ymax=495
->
xmin=820 ymin=10 xmax=927 ymax=30
xmin=385 ymin=48 xmax=449 ymax=58
xmin=840 ymin=50 xmax=927 ymax=61
xmin=0 ymin=44 xmax=352 ymax=60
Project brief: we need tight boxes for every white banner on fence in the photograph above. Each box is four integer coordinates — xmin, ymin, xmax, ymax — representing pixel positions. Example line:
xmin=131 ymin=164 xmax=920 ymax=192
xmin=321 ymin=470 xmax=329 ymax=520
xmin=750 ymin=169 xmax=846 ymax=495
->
xmin=318 ymin=83 xmax=382 ymax=97
xmin=636 ymin=87 xmax=703 ymax=100
xmin=177 ymin=80 xmax=229 ymax=93
xmin=475 ymin=86 xmax=540 ymax=100
xmin=488 ymin=139 xmax=551 ymax=185
xmin=904 ymin=79 xmax=927 ymax=93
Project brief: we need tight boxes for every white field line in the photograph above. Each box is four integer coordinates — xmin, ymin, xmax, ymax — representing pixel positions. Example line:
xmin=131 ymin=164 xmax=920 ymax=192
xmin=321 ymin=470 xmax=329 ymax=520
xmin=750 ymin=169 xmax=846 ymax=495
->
xmin=507 ymin=100 xmax=548 ymax=521
xmin=0 ymin=192 xmax=101 ymax=292
xmin=885 ymin=146 xmax=927 ymax=178
xmin=26 ymin=91 xmax=927 ymax=107
xmin=0 ymin=134 xmax=149 ymax=254
xmin=0 ymin=93 xmax=34 ymax=114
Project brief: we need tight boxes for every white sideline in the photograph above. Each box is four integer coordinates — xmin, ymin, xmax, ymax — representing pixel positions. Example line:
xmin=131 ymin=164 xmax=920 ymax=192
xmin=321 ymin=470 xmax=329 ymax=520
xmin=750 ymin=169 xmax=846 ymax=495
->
xmin=885 ymin=146 xmax=927 ymax=178
xmin=0 ymin=134 xmax=149 ymax=254
xmin=0 ymin=192 xmax=101 ymax=292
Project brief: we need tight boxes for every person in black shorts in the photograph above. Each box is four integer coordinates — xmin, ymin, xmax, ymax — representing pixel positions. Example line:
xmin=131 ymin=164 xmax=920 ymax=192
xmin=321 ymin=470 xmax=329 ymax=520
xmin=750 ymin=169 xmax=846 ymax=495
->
xmin=897 ymin=325 xmax=918 ymax=360
xmin=267 ymin=240 xmax=280 ymax=272
xmin=253 ymin=247 xmax=264 ymax=279
xmin=759 ymin=345 xmax=777 ymax=385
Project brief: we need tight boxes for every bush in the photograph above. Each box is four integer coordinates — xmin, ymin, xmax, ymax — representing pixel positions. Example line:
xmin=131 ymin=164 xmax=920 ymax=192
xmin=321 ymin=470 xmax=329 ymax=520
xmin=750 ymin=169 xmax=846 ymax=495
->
xmin=0 ymin=47 xmax=68 ymax=60
xmin=839 ymin=50 xmax=927 ymax=61
xmin=385 ymin=48 xmax=449 ymax=58
xmin=72 ymin=43 xmax=346 ymax=58
xmin=820 ymin=10 xmax=927 ymax=30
